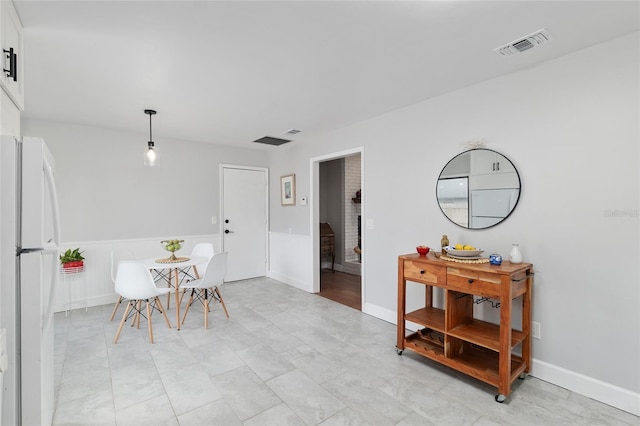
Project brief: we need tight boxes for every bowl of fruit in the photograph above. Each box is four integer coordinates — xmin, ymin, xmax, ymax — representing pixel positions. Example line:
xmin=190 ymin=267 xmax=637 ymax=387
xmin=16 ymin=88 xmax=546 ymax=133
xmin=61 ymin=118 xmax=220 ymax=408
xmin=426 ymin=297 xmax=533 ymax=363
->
xmin=161 ymin=239 xmax=184 ymax=260
xmin=445 ymin=244 xmax=484 ymax=258
xmin=416 ymin=245 xmax=430 ymax=256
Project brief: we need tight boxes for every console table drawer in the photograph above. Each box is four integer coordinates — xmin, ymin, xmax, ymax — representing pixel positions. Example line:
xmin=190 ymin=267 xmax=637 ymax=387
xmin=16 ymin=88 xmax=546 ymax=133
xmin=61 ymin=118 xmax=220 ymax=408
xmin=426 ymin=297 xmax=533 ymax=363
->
xmin=321 ymin=244 xmax=334 ymax=254
xmin=447 ymin=267 xmax=501 ymax=297
xmin=321 ymin=236 xmax=333 ymax=246
xmin=404 ymin=261 xmax=445 ymax=285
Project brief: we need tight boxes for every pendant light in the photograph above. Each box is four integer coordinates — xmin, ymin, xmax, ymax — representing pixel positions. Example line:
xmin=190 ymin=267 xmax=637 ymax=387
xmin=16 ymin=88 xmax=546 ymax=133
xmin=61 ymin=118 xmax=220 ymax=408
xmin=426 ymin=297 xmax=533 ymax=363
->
xmin=144 ymin=109 xmax=158 ymax=166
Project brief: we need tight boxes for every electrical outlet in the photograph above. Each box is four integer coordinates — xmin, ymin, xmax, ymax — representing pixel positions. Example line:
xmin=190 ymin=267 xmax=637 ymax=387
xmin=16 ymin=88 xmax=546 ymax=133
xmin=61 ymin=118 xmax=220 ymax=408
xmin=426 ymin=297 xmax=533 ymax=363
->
xmin=532 ymin=321 xmax=541 ymax=339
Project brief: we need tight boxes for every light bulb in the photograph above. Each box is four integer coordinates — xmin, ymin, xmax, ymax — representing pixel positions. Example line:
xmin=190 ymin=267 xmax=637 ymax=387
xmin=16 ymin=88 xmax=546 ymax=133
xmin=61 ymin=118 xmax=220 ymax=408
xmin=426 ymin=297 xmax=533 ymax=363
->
xmin=144 ymin=141 xmax=158 ymax=166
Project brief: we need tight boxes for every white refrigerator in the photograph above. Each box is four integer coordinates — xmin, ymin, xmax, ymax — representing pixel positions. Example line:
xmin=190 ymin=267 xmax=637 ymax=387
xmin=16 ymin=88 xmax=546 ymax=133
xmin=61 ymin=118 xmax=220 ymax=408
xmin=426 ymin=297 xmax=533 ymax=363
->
xmin=470 ymin=188 xmax=519 ymax=228
xmin=1 ymin=136 xmax=60 ymax=426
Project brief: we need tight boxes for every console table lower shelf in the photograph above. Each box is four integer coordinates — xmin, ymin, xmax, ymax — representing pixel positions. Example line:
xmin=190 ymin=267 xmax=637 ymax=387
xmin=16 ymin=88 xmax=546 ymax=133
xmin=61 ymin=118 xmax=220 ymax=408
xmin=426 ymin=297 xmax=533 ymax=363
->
xmin=400 ymin=330 xmax=527 ymax=394
xmin=396 ymin=253 xmax=533 ymax=403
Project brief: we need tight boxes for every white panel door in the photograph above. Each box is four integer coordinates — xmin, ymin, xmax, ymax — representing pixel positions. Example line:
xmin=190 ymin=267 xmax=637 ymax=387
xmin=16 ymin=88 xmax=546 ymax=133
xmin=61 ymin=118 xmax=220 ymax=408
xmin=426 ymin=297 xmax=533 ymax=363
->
xmin=222 ymin=166 xmax=268 ymax=282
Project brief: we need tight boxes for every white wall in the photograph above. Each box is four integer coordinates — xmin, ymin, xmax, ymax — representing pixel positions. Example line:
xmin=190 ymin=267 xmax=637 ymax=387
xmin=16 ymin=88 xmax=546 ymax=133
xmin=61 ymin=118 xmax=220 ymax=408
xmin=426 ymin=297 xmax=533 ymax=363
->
xmin=0 ymin=91 xmax=20 ymax=136
xmin=267 ymin=32 xmax=640 ymax=413
xmin=22 ymin=119 xmax=269 ymax=242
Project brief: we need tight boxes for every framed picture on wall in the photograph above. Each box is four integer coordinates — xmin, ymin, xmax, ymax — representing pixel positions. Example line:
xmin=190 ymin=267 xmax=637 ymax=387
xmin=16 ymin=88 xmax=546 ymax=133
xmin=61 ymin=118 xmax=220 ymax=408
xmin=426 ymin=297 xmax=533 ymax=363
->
xmin=281 ymin=174 xmax=296 ymax=206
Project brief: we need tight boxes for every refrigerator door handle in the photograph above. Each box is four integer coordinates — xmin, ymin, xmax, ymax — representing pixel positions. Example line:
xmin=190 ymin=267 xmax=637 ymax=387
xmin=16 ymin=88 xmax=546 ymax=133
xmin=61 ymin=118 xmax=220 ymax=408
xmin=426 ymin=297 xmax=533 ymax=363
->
xmin=42 ymin=154 xmax=60 ymax=334
xmin=42 ymin=249 xmax=58 ymax=334
xmin=43 ymin=153 xmax=61 ymax=248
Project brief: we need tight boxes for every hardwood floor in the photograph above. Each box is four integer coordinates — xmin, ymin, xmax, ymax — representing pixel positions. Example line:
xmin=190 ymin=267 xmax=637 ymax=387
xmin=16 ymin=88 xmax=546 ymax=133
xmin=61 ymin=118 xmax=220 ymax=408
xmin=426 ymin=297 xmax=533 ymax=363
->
xmin=318 ymin=269 xmax=361 ymax=310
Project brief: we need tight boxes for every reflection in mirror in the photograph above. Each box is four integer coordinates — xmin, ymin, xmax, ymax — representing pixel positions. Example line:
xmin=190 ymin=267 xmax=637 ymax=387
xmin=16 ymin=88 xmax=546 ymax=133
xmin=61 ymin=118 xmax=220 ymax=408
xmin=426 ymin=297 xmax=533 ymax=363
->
xmin=436 ymin=149 xmax=521 ymax=229
xmin=437 ymin=177 xmax=469 ymax=227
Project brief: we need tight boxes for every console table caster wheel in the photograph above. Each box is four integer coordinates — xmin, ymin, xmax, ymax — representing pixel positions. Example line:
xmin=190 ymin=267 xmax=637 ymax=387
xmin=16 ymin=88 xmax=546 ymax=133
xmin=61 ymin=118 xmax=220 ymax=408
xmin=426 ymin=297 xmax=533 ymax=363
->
xmin=518 ymin=373 xmax=527 ymax=380
xmin=396 ymin=348 xmax=403 ymax=355
xmin=495 ymin=394 xmax=507 ymax=403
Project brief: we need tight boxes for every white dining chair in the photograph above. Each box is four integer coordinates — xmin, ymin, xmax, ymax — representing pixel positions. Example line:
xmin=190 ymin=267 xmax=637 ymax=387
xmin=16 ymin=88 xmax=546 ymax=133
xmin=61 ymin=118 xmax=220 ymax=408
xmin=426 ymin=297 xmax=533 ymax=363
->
xmin=113 ymin=261 xmax=172 ymax=344
xmin=180 ymin=252 xmax=229 ymax=329
xmin=177 ymin=242 xmax=215 ymax=304
xmin=179 ymin=243 xmax=214 ymax=280
xmin=191 ymin=242 xmax=215 ymax=274
xmin=109 ymin=248 xmax=135 ymax=321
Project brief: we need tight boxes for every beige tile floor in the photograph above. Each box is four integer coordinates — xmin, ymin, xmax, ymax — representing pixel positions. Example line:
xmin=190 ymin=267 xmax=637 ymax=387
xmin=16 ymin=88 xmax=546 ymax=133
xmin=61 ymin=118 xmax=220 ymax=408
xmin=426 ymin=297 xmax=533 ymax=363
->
xmin=53 ymin=277 xmax=639 ymax=425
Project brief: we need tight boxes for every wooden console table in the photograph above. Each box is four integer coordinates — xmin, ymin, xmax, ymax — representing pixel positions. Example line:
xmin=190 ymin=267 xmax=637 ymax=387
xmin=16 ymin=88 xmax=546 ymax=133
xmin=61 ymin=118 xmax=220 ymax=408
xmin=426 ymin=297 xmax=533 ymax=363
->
xmin=397 ymin=253 xmax=533 ymax=402
xmin=320 ymin=222 xmax=335 ymax=272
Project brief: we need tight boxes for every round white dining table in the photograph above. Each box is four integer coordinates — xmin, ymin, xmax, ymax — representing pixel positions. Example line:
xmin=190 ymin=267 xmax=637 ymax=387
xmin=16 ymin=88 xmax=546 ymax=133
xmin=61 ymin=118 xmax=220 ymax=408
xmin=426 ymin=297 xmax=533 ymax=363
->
xmin=141 ymin=256 xmax=207 ymax=330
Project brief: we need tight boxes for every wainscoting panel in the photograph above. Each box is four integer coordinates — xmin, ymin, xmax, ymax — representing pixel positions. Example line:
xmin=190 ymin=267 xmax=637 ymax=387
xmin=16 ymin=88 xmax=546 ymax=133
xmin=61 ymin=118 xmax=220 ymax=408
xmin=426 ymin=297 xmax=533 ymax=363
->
xmin=56 ymin=234 xmax=220 ymax=313
xmin=268 ymin=232 xmax=313 ymax=292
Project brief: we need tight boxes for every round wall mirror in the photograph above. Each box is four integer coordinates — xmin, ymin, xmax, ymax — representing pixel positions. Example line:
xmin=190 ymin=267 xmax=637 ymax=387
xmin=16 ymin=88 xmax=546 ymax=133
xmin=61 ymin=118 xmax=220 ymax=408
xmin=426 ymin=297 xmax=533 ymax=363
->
xmin=436 ymin=149 xmax=521 ymax=229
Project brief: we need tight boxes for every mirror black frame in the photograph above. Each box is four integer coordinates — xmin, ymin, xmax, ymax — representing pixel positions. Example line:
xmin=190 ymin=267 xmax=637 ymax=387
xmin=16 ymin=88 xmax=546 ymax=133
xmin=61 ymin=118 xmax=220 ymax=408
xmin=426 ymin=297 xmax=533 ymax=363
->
xmin=436 ymin=148 xmax=521 ymax=230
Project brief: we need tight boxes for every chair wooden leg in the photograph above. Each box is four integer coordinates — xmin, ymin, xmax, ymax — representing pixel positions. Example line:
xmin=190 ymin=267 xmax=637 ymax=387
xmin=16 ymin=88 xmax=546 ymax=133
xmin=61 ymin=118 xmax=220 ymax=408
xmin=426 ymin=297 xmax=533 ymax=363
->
xmin=181 ymin=290 xmax=195 ymax=325
xmin=204 ymin=295 xmax=209 ymax=329
xmin=146 ymin=301 xmax=154 ymax=344
xmin=215 ymin=287 xmax=230 ymax=318
xmin=179 ymin=288 xmax=187 ymax=306
xmin=109 ymin=296 xmax=123 ymax=321
xmin=155 ymin=297 xmax=172 ymax=328
xmin=200 ymin=289 xmax=209 ymax=312
xmin=113 ymin=301 xmax=133 ymax=344
xmin=135 ymin=300 xmax=142 ymax=328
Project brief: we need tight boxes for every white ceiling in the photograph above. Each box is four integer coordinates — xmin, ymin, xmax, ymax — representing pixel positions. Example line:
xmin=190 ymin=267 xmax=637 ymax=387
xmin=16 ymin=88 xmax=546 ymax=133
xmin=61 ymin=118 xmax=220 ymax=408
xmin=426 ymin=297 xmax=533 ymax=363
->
xmin=15 ymin=1 xmax=640 ymax=150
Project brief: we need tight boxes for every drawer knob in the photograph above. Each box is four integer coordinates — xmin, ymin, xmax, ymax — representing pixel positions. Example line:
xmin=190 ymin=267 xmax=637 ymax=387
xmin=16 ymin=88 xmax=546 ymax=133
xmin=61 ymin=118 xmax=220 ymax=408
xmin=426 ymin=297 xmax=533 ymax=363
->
xmin=468 ymin=279 xmax=474 ymax=284
xmin=420 ymin=270 xmax=425 ymax=275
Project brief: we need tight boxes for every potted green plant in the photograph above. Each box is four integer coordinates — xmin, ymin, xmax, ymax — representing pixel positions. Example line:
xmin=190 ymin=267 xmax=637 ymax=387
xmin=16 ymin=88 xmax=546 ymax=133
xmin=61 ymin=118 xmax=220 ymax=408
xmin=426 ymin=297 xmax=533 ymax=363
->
xmin=60 ymin=248 xmax=85 ymax=269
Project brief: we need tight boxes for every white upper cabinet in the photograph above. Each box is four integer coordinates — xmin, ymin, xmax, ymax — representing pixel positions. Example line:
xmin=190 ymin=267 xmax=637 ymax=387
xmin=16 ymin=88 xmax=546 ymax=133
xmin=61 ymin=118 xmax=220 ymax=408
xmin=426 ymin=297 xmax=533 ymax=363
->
xmin=1 ymin=1 xmax=24 ymax=110
xmin=470 ymin=149 xmax=516 ymax=175
xmin=469 ymin=149 xmax=519 ymax=190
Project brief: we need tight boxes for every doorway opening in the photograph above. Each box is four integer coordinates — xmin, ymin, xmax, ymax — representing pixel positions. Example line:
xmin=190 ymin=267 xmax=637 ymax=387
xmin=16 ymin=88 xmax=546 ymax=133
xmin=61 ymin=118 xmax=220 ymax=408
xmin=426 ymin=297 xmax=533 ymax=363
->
xmin=310 ymin=149 xmax=363 ymax=311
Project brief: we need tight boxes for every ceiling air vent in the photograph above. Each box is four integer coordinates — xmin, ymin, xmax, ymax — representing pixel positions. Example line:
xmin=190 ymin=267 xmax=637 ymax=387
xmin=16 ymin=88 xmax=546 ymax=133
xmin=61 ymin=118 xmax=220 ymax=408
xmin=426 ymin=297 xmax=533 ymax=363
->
xmin=253 ymin=136 xmax=292 ymax=146
xmin=494 ymin=29 xmax=553 ymax=56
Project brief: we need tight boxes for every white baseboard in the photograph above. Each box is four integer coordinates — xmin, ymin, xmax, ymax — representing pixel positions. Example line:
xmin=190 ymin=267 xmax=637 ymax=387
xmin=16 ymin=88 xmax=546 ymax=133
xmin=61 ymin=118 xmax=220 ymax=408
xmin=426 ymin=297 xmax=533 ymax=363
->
xmin=321 ymin=261 xmax=344 ymax=272
xmin=362 ymin=301 xmax=639 ymax=416
xmin=531 ymin=358 xmax=639 ymax=416
xmin=342 ymin=261 xmax=361 ymax=276
xmin=362 ymin=302 xmax=396 ymax=324
xmin=55 ymin=294 xmax=116 ymax=313
xmin=267 ymin=270 xmax=311 ymax=293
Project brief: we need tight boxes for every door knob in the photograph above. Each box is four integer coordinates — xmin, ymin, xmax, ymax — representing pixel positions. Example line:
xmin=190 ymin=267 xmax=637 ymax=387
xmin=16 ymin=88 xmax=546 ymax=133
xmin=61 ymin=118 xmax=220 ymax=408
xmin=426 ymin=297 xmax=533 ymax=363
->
xmin=225 ymin=219 xmax=229 ymax=223
xmin=225 ymin=229 xmax=234 ymax=234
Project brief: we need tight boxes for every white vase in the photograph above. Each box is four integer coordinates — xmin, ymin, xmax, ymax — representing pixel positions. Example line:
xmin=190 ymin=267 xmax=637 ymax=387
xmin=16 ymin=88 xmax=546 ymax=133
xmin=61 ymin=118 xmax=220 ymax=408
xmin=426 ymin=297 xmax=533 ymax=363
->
xmin=509 ymin=244 xmax=523 ymax=263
